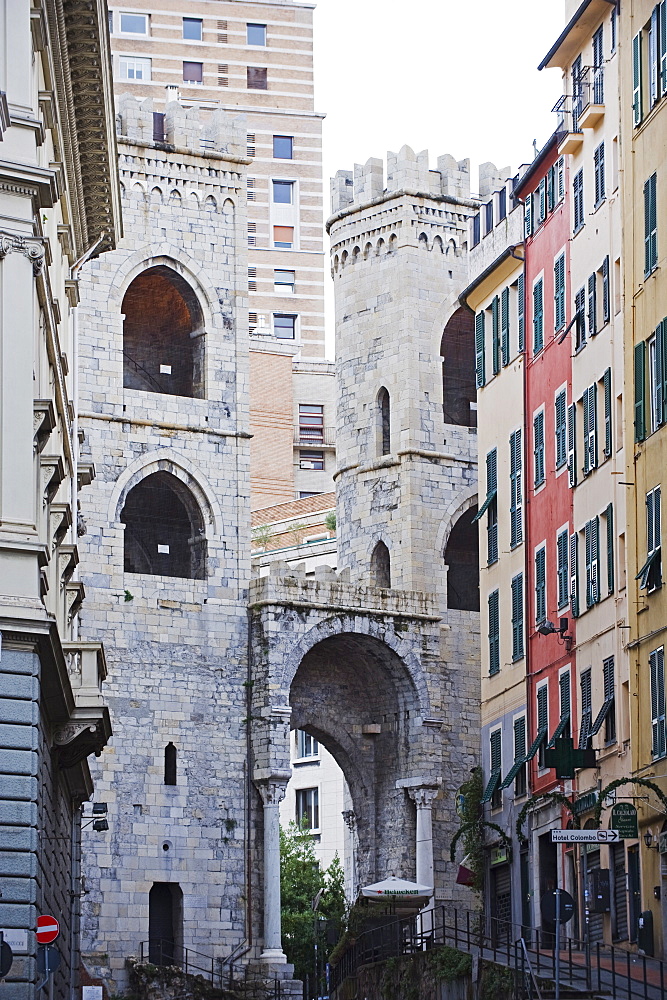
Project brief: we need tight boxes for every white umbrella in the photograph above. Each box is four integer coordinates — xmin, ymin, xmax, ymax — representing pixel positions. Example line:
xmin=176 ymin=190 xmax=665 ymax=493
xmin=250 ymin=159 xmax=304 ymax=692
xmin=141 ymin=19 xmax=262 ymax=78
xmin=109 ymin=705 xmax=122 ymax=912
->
xmin=360 ymin=875 xmax=432 ymax=905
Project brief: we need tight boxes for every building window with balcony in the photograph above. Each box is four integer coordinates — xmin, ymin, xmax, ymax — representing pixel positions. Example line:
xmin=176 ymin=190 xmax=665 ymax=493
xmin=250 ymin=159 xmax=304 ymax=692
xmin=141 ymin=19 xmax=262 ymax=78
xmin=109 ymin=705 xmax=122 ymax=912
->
xmin=273 ymin=135 xmax=293 ymax=159
xmin=274 ymin=313 xmax=296 ymax=339
xmin=247 ymin=23 xmax=267 ymax=45
xmin=183 ymin=61 xmax=203 ymax=84
xmin=637 ymin=486 xmax=662 ymax=591
xmin=300 ymin=450 xmax=324 ymax=471
xmin=120 ymin=12 xmax=148 ymax=34
xmin=573 ymin=169 xmax=584 ymax=233
xmin=296 ymin=787 xmax=319 ymax=830
xmin=645 ymin=172 xmax=658 ymax=276
xmin=273 ymin=226 xmax=294 ymax=249
xmin=650 ymin=646 xmax=666 ymax=759
xmin=594 ymin=143 xmax=606 ymax=208
xmin=572 ymin=54 xmax=583 ymax=129
xmin=183 ymin=17 xmax=202 ymax=40
xmin=119 ymin=56 xmax=151 ymax=81
xmin=275 ymin=269 xmax=295 ymax=293
xmin=593 ymin=24 xmax=604 ymax=104
xmin=247 ymin=66 xmax=267 ymax=89
xmin=299 ymin=404 xmax=324 ymax=444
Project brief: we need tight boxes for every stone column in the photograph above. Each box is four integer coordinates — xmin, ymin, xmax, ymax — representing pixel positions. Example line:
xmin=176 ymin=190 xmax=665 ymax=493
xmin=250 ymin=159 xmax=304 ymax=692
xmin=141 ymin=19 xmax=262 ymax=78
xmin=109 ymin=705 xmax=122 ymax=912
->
xmin=342 ymin=809 xmax=357 ymax=898
xmin=257 ymin=775 xmax=289 ymax=963
xmin=407 ymin=785 xmax=439 ymax=907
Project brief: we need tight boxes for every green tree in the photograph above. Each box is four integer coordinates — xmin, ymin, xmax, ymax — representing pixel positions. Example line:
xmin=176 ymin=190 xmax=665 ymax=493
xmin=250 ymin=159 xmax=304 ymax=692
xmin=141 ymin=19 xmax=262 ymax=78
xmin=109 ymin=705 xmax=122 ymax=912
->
xmin=280 ymin=823 xmax=348 ymax=985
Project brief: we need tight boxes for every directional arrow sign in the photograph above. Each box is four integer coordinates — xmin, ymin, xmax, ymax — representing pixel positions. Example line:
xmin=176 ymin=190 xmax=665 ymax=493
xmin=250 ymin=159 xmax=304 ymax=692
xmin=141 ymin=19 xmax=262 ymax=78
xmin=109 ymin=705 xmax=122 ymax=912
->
xmin=552 ymin=829 xmax=621 ymax=844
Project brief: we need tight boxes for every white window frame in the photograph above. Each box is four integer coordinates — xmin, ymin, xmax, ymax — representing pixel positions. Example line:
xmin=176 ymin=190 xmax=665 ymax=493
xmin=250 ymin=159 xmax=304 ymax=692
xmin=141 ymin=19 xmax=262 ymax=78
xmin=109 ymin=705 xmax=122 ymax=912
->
xmin=295 ymin=730 xmax=319 ymax=761
xmin=273 ymin=312 xmax=298 ymax=340
xmin=535 ymin=541 xmax=547 ymax=625
xmin=295 ymin=785 xmax=320 ymax=832
xmin=182 ymin=17 xmax=203 ymax=41
xmin=274 ymin=269 xmax=295 ymax=294
xmin=649 ymin=332 xmax=660 ymax=433
xmin=118 ymin=55 xmax=152 ymax=82
xmin=118 ymin=11 xmax=149 ymax=36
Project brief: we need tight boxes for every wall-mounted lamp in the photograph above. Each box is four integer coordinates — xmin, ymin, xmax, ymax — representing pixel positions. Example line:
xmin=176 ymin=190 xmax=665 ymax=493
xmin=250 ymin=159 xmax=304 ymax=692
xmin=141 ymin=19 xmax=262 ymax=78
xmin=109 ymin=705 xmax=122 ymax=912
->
xmin=643 ymin=829 xmax=659 ymax=850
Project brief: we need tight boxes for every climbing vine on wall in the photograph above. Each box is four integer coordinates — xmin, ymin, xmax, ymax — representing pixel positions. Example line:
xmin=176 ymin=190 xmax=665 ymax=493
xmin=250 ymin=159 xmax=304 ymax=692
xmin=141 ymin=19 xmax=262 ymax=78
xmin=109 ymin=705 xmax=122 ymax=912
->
xmin=593 ymin=777 xmax=667 ymax=826
xmin=448 ymin=767 xmax=485 ymax=894
xmin=515 ymin=790 xmax=578 ymax=846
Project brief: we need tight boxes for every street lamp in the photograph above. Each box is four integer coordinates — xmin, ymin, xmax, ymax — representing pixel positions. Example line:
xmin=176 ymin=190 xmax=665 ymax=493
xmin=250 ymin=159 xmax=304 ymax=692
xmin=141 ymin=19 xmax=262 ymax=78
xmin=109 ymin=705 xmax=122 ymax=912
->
xmin=643 ymin=830 xmax=659 ymax=850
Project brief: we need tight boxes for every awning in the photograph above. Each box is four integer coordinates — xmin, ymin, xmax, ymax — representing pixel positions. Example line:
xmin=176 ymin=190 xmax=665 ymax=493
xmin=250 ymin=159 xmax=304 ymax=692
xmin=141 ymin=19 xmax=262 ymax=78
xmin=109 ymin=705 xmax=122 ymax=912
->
xmin=481 ymin=767 xmax=501 ymax=804
xmin=473 ymin=488 xmax=496 ymax=522
xmin=361 ymin=875 xmax=432 ymax=906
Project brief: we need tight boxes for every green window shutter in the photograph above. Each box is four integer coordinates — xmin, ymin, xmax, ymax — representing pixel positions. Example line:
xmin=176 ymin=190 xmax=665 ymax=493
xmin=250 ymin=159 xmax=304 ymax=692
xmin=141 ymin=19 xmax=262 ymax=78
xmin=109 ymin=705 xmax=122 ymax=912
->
xmin=603 ymin=368 xmax=612 ymax=457
xmin=580 ymin=669 xmax=592 ymax=748
xmin=555 ymin=390 xmax=567 ymax=468
xmin=588 ymin=273 xmax=597 ymax=336
xmin=547 ymin=165 xmax=555 ymax=213
xmin=560 ymin=670 xmax=571 ymax=732
xmin=514 ymin=716 xmax=526 ymax=762
xmin=518 ymin=273 xmax=525 ymax=351
xmin=533 ymin=279 xmax=544 ymax=353
xmin=570 ymin=531 xmax=579 ymax=618
xmin=575 ymin=286 xmax=586 ymax=349
xmin=510 ymin=429 xmax=523 ymax=547
xmin=492 ymin=296 xmax=500 ymax=375
xmin=554 ymin=254 xmax=565 ymax=331
xmin=656 ymin=318 xmax=667 ymax=427
xmin=511 ymin=573 xmax=524 ymax=661
xmin=634 ymin=340 xmax=646 ymax=442
xmin=488 ymin=590 xmax=500 ymax=675
xmin=592 ymin=516 xmax=600 ymax=603
xmin=602 ymin=256 xmax=610 ymax=324
xmin=490 ymin=728 xmax=502 ymax=772
xmin=583 ymin=386 xmax=596 ymax=474
xmin=645 ymin=173 xmax=657 ymax=276
xmin=585 ymin=520 xmax=593 ymax=608
xmin=606 ymin=502 xmax=614 ymax=595
xmin=535 ymin=546 xmax=546 ymax=624
xmin=501 ymin=287 xmax=510 ymax=366
xmin=567 ymin=402 xmax=577 ymax=487
xmin=661 ymin=0 xmax=667 ymax=96
xmin=557 ymin=529 xmax=569 ymax=609
xmin=650 ymin=6 xmax=660 ymax=105
xmin=487 ymin=447 xmax=497 ymax=494
xmin=537 ymin=685 xmax=548 ymax=767
xmin=534 ymin=410 xmax=545 ymax=487
xmin=633 ymin=31 xmax=643 ymax=126
xmin=651 ymin=647 xmax=666 ymax=759
xmin=475 ymin=311 xmax=486 ymax=388
xmin=524 ymin=194 xmax=533 ymax=237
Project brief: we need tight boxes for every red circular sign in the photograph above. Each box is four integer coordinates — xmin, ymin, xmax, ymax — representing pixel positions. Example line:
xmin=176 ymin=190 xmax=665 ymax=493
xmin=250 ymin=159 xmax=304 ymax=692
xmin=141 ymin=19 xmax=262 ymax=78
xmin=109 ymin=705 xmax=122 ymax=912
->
xmin=36 ymin=915 xmax=60 ymax=944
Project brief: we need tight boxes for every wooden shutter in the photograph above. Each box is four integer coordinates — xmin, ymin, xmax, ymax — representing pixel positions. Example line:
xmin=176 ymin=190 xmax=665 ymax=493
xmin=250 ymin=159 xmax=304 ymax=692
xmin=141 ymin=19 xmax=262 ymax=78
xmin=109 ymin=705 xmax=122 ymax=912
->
xmin=557 ymin=530 xmax=569 ymax=608
xmin=585 ymin=519 xmax=593 ymax=607
xmin=535 ymin=546 xmax=546 ymax=624
xmin=554 ymin=254 xmax=565 ymax=331
xmin=602 ymin=256 xmax=610 ymax=323
xmin=651 ymin=647 xmax=666 ymax=759
xmin=570 ymin=531 xmax=579 ymax=617
xmin=517 ymin=273 xmax=525 ymax=351
xmin=556 ymin=390 xmax=567 ymax=468
xmin=587 ymin=383 xmax=598 ymax=470
xmin=510 ymin=430 xmax=523 ymax=546
xmin=514 ymin=716 xmax=526 ymax=761
xmin=661 ymin=1 xmax=667 ymax=96
xmin=588 ymin=273 xmax=597 ymax=336
xmin=647 ymin=488 xmax=657 ymax=555
xmin=634 ymin=340 xmax=646 ymax=441
xmin=660 ymin=319 xmax=667 ymax=426
xmin=501 ymin=287 xmax=510 ymax=366
xmin=492 ymin=296 xmax=500 ymax=375
xmin=594 ymin=143 xmax=605 ymax=205
xmin=534 ymin=410 xmax=545 ymax=487
xmin=533 ymin=278 xmax=543 ymax=353
xmin=567 ymin=402 xmax=577 ymax=487
xmin=575 ymin=286 xmax=586 ymax=348
xmin=650 ymin=6 xmax=660 ymax=106
xmin=490 ymin=728 xmax=502 ymax=772
xmin=475 ymin=311 xmax=486 ymax=388
xmin=537 ymin=685 xmax=548 ymax=766
xmin=524 ymin=194 xmax=533 ymax=237
xmin=645 ymin=173 xmax=657 ymax=276
xmin=633 ymin=32 xmax=643 ymax=126
xmin=603 ymin=368 xmax=612 ymax=456
xmin=592 ymin=516 xmax=600 ymax=603
xmin=606 ymin=503 xmax=614 ymax=594
xmin=511 ymin=573 xmax=523 ymax=661
xmin=580 ymin=669 xmax=592 ymax=747
xmin=547 ymin=165 xmax=555 ymax=213
xmin=488 ymin=590 xmax=500 ymax=675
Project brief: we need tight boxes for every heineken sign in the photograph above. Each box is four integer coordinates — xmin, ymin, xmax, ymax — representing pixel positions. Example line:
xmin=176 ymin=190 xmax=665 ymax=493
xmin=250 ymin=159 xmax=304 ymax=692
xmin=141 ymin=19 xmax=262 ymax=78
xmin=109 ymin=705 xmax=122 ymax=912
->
xmin=610 ymin=802 xmax=638 ymax=839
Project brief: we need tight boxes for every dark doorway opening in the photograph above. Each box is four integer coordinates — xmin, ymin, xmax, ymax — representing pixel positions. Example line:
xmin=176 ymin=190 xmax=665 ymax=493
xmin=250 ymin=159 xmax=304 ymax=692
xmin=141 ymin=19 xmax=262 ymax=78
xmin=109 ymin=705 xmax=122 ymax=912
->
xmin=445 ymin=509 xmax=479 ymax=611
xmin=148 ymin=882 xmax=182 ymax=965
xmin=371 ymin=541 xmax=391 ymax=589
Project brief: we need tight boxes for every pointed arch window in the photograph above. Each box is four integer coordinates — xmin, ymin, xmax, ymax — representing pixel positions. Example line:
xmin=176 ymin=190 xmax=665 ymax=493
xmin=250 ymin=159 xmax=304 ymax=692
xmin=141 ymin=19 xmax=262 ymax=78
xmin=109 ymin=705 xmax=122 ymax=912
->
xmin=121 ymin=471 xmax=206 ymax=579
xmin=378 ymin=387 xmax=391 ymax=455
xmin=164 ymin=743 xmax=177 ymax=785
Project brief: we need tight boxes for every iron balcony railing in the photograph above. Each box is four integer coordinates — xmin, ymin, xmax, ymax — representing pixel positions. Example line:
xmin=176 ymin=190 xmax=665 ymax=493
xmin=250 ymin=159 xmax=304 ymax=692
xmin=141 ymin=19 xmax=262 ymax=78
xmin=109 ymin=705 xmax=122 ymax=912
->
xmin=329 ymin=905 xmax=667 ymax=1000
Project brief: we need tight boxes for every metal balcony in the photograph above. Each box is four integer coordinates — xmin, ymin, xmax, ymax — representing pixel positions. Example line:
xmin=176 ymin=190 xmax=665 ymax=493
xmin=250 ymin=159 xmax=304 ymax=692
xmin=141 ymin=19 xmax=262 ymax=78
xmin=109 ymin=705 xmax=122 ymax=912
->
xmin=294 ymin=426 xmax=336 ymax=448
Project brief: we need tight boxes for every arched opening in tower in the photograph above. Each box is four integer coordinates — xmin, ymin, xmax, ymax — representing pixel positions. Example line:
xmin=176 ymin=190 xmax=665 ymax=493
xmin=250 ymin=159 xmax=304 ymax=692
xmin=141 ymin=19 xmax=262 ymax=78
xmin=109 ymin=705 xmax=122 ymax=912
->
xmin=445 ymin=508 xmax=480 ymax=611
xmin=122 ymin=265 xmax=205 ymax=397
xmin=121 ymin=471 xmax=207 ymax=579
xmin=440 ymin=307 xmax=476 ymax=428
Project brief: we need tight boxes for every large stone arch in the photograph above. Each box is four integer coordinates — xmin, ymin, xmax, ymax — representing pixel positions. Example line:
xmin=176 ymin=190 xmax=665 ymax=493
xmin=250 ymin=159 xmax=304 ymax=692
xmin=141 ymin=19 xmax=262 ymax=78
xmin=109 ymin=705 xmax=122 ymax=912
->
xmin=435 ymin=485 xmax=479 ymax=558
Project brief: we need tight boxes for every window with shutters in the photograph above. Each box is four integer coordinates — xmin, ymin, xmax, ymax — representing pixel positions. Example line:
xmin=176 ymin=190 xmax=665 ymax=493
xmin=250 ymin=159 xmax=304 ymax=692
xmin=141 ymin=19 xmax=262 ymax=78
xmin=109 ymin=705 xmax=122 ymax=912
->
xmin=650 ymin=6 xmax=660 ymax=106
xmin=611 ymin=4 xmax=617 ymax=53
xmin=650 ymin=647 xmax=666 ymax=759
xmin=601 ymin=256 xmax=610 ymax=325
xmin=488 ymin=590 xmax=500 ymax=676
xmin=557 ymin=669 xmax=572 ymax=741
xmin=554 ymin=253 xmax=566 ymax=332
xmin=537 ymin=684 xmax=549 ymax=768
xmin=635 ymin=340 xmax=647 ymax=442
xmin=637 ymin=486 xmax=662 ymax=591
xmin=490 ymin=728 xmax=503 ymax=809
xmin=555 ymin=389 xmax=567 ymax=469
xmin=511 ymin=573 xmax=524 ymax=661
xmin=573 ymin=54 xmax=584 ymax=127
xmin=536 ymin=178 xmax=546 ymax=226
xmin=604 ymin=503 xmax=615 ymax=595
xmin=535 ymin=544 xmax=547 ymax=625
xmin=474 ymin=448 xmax=499 ymax=564
xmin=247 ymin=66 xmax=268 ymax=90
xmin=183 ymin=61 xmax=203 ymax=85
xmin=602 ymin=368 xmax=612 ymax=457
xmin=585 ymin=516 xmax=601 ymax=608
xmin=588 ymin=273 xmax=598 ymax=337
xmin=557 ymin=529 xmax=569 ymax=609
xmin=582 ymin=384 xmax=598 ymax=475
xmin=580 ymin=668 xmax=592 ymax=749
xmin=216 ymin=64 xmax=228 ymax=86
xmin=567 ymin=402 xmax=577 ymax=488
xmin=593 ymin=25 xmax=605 ymax=103
xmin=501 ymin=286 xmax=510 ymax=366
xmin=594 ymin=143 xmax=606 ymax=207
xmin=603 ymin=656 xmax=617 ymax=744
xmin=644 ymin=173 xmax=658 ymax=276
xmin=649 ymin=320 xmax=667 ymax=432
xmin=475 ymin=311 xmax=486 ymax=388
xmin=515 ymin=716 xmax=528 ymax=795
xmin=570 ymin=531 xmax=580 ymax=617
xmin=517 ymin=273 xmax=525 ymax=352
xmin=633 ymin=31 xmax=644 ymax=125
xmin=510 ymin=429 xmax=523 ymax=547
xmin=533 ymin=278 xmax=544 ymax=354
xmin=524 ymin=194 xmax=533 ymax=238
xmin=573 ymin=169 xmax=584 ymax=233
xmin=533 ymin=409 xmax=545 ymax=488
xmin=491 ymin=296 xmax=500 ymax=375
xmin=574 ymin=286 xmax=586 ymax=351
xmin=249 ymin=311 xmax=258 ymax=334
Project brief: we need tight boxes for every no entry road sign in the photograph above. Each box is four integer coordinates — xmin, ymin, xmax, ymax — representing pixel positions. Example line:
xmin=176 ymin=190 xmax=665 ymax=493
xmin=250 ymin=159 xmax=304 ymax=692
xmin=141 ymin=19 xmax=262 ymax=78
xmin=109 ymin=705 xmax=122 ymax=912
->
xmin=36 ymin=916 xmax=60 ymax=945
xmin=552 ymin=829 xmax=620 ymax=844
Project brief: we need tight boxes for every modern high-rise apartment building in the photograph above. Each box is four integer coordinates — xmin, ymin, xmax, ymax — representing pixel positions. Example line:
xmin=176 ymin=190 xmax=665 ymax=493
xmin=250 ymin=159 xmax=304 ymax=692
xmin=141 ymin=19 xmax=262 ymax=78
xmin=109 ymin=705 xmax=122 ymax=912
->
xmin=107 ymin=0 xmax=334 ymax=507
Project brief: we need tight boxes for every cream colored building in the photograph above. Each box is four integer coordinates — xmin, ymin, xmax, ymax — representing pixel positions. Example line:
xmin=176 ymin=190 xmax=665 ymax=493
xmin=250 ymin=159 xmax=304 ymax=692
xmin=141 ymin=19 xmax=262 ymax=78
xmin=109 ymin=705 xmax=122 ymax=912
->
xmin=107 ymin=0 xmax=333 ymax=506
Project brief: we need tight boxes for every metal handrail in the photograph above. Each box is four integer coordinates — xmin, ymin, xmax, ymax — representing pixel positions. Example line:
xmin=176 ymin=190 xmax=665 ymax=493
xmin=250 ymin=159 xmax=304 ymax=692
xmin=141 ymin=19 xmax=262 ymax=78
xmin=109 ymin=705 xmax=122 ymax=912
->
xmin=518 ymin=937 xmax=543 ymax=1000
xmin=139 ymin=938 xmax=218 ymax=985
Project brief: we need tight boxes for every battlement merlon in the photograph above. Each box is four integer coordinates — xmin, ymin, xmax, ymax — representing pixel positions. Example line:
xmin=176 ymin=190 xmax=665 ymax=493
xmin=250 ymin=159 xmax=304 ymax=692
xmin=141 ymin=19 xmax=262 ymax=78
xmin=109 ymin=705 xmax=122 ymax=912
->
xmin=115 ymin=94 xmax=250 ymax=164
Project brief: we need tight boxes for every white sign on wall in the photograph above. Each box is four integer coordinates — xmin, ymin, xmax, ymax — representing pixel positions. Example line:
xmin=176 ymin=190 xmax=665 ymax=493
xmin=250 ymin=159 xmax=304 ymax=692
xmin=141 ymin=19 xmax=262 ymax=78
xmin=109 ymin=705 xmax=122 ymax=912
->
xmin=82 ymin=987 xmax=103 ymax=1000
xmin=1 ymin=929 xmax=28 ymax=952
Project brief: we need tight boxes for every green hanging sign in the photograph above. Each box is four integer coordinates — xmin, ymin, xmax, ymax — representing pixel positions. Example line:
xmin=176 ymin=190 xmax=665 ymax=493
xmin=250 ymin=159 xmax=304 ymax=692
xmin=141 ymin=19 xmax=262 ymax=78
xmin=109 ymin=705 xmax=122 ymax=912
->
xmin=610 ymin=802 xmax=638 ymax=839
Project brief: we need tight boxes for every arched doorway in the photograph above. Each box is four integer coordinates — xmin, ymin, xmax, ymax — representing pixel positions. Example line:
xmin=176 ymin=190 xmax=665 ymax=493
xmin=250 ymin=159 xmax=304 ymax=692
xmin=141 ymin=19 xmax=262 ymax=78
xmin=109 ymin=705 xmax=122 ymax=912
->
xmin=441 ymin=307 xmax=476 ymax=427
xmin=121 ymin=471 xmax=207 ymax=579
xmin=122 ymin=265 xmax=205 ymax=397
xmin=148 ymin=882 xmax=183 ymax=964
xmin=445 ymin=508 xmax=479 ymax=611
